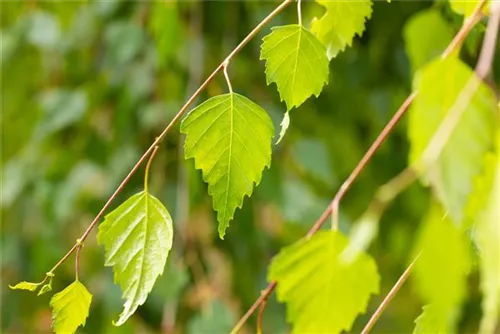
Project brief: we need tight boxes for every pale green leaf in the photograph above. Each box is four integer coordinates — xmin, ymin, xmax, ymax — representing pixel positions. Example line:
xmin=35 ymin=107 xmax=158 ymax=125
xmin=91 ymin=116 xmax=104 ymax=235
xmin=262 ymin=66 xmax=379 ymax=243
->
xmin=269 ymin=230 xmax=380 ymax=333
xmin=9 ymin=281 xmax=42 ymax=292
xmin=448 ymin=0 xmax=490 ymax=17
xmin=476 ymin=138 xmax=500 ymax=334
xmin=408 ymin=57 xmax=497 ymax=223
xmin=413 ymin=304 xmax=450 ymax=334
xmin=403 ymin=8 xmax=453 ymax=72
xmin=38 ymin=276 xmax=54 ymax=296
xmin=276 ymin=111 xmax=290 ymax=144
xmin=260 ymin=24 xmax=329 ymax=111
xmin=50 ymin=280 xmax=92 ymax=334
xmin=412 ymin=202 xmax=470 ymax=329
xmin=97 ymin=191 xmax=173 ymax=326
xmin=180 ymin=93 xmax=274 ymax=238
xmin=311 ymin=0 xmax=373 ymax=59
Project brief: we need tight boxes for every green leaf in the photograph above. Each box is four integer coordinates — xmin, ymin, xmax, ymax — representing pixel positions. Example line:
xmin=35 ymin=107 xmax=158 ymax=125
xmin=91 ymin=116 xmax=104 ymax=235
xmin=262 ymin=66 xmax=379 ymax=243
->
xmin=413 ymin=304 xmax=449 ymax=334
xmin=9 ymin=281 xmax=42 ymax=292
xmin=180 ymin=93 xmax=274 ymax=238
xmin=476 ymin=139 xmax=500 ymax=334
xmin=408 ymin=57 xmax=497 ymax=223
xmin=403 ymin=8 xmax=453 ymax=72
xmin=97 ymin=191 xmax=173 ymax=326
xmin=50 ymin=280 xmax=92 ymax=334
xmin=412 ymin=202 xmax=470 ymax=329
xmin=311 ymin=0 xmax=373 ymax=59
xmin=260 ymin=24 xmax=329 ymax=111
xmin=269 ymin=230 xmax=380 ymax=333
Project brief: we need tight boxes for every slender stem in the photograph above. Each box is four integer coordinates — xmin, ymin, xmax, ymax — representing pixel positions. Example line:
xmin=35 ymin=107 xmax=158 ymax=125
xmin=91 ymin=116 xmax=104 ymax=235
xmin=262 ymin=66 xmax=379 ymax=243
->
xmin=144 ymin=145 xmax=160 ymax=193
xmin=75 ymin=244 xmax=82 ymax=281
xmin=297 ymin=0 xmax=302 ymax=26
xmin=45 ymin=0 xmax=293 ymax=276
xmin=223 ymin=61 xmax=233 ymax=94
xmin=360 ymin=255 xmax=420 ymax=334
xmin=256 ymin=298 xmax=267 ymax=334
xmin=232 ymin=3 xmax=488 ymax=330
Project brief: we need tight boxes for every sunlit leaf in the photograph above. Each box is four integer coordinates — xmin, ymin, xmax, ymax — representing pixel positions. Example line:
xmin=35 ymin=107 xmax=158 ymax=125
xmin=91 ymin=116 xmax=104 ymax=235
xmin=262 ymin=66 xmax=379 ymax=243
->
xmin=269 ymin=231 xmax=380 ymax=333
xmin=97 ymin=191 xmax=173 ymax=326
xmin=408 ymin=57 xmax=497 ymax=223
xmin=311 ymin=0 xmax=373 ymax=59
xmin=412 ymin=202 xmax=470 ymax=330
xmin=9 ymin=281 xmax=42 ymax=292
xmin=180 ymin=93 xmax=274 ymax=238
xmin=50 ymin=280 xmax=92 ymax=334
xmin=260 ymin=24 xmax=329 ymax=111
xmin=403 ymin=8 xmax=453 ymax=71
xmin=476 ymin=137 xmax=500 ymax=334
xmin=276 ymin=111 xmax=290 ymax=144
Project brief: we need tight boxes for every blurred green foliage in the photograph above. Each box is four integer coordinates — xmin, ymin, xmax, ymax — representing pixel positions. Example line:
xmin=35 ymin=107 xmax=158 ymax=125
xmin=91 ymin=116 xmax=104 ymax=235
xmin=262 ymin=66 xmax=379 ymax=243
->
xmin=1 ymin=1 xmax=499 ymax=333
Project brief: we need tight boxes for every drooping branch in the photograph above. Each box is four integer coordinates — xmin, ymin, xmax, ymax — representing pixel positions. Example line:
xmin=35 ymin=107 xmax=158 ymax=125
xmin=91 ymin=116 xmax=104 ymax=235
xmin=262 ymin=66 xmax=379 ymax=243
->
xmin=45 ymin=0 xmax=294 ymax=277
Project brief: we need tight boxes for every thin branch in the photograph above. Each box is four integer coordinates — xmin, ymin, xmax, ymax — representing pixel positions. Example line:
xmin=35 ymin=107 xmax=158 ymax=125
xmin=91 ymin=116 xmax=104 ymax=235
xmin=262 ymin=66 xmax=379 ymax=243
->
xmin=361 ymin=255 xmax=420 ymax=334
xmin=232 ymin=2 xmax=489 ymax=330
xmin=231 ymin=282 xmax=277 ymax=334
xmin=45 ymin=0 xmax=294 ymax=276
xmin=75 ymin=243 xmax=82 ymax=281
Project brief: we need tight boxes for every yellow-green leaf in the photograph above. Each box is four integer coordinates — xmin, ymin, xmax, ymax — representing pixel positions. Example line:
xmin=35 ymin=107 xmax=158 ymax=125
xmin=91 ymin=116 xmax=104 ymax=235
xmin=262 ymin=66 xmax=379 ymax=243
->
xmin=412 ymin=202 xmax=470 ymax=331
xmin=311 ymin=0 xmax=373 ymax=59
xmin=9 ymin=281 xmax=42 ymax=292
xmin=260 ymin=24 xmax=329 ymax=111
xmin=269 ymin=230 xmax=380 ymax=333
xmin=181 ymin=93 xmax=274 ymax=238
xmin=413 ymin=304 xmax=449 ymax=334
xmin=448 ymin=0 xmax=490 ymax=17
xmin=50 ymin=280 xmax=92 ymax=334
xmin=408 ymin=57 xmax=497 ymax=223
xmin=97 ymin=191 xmax=173 ymax=326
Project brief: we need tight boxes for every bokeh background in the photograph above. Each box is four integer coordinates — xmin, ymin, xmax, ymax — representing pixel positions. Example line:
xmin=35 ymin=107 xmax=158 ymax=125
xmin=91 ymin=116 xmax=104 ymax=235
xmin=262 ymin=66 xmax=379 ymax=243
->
xmin=1 ymin=1 xmax=499 ymax=333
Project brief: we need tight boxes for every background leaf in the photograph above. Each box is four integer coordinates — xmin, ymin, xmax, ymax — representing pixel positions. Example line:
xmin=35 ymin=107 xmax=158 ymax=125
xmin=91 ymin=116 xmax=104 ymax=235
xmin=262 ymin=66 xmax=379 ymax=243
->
xmin=411 ymin=202 xmax=471 ymax=332
xmin=181 ymin=93 xmax=274 ymax=238
xmin=413 ymin=304 xmax=449 ymax=334
xmin=311 ymin=0 xmax=372 ymax=59
xmin=97 ymin=191 xmax=173 ymax=326
xmin=408 ymin=57 xmax=497 ymax=223
xmin=269 ymin=230 xmax=380 ymax=333
xmin=9 ymin=281 xmax=42 ymax=292
xmin=475 ymin=137 xmax=500 ymax=334
xmin=260 ymin=24 xmax=329 ymax=111
xmin=50 ymin=280 xmax=92 ymax=334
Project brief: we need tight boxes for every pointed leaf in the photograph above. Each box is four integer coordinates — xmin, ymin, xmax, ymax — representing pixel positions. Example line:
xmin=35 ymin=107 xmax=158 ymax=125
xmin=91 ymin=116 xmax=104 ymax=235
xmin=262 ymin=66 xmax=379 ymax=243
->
xmin=412 ymin=202 xmax=470 ymax=329
xmin=97 ymin=191 xmax=173 ymax=326
xmin=38 ymin=277 xmax=53 ymax=296
xmin=50 ymin=280 xmax=92 ymax=334
xmin=180 ymin=93 xmax=274 ymax=238
xmin=408 ymin=57 xmax=497 ymax=223
xmin=9 ymin=281 xmax=42 ymax=292
xmin=260 ymin=24 xmax=329 ymax=111
xmin=276 ymin=111 xmax=290 ymax=144
xmin=476 ymin=138 xmax=500 ymax=334
xmin=269 ymin=231 xmax=380 ymax=333
xmin=311 ymin=0 xmax=373 ymax=59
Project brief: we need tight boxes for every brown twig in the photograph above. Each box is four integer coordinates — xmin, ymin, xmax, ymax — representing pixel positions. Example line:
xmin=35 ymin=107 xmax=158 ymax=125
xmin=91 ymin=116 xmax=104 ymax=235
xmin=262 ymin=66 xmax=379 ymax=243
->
xmin=45 ymin=0 xmax=294 ymax=276
xmin=256 ymin=297 xmax=268 ymax=334
xmin=231 ymin=1 xmax=490 ymax=331
xmin=361 ymin=255 xmax=420 ymax=334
